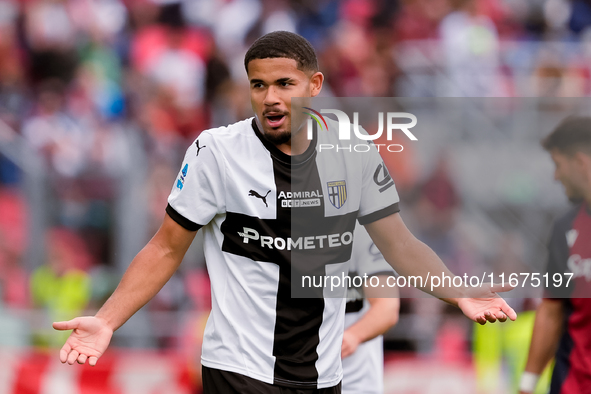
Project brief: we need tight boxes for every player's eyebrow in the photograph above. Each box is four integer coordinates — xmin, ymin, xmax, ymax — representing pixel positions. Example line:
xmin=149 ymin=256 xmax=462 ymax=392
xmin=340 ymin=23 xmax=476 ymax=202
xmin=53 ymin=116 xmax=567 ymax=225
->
xmin=250 ymin=77 xmax=296 ymax=85
xmin=275 ymin=78 xmax=294 ymax=84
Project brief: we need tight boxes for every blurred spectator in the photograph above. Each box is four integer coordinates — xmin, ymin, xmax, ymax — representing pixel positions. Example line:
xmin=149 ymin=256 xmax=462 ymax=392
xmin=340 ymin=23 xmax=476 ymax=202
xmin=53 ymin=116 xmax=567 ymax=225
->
xmin=0 ymin=230 xmax=28 ymax=309
xmin=292 ymin=0 xmax=340 ymax=47
xmin=439 ymin=0 xmax=503 ymax=96
xmin=0 ymin=0 xmax=27 ymax=129
xmin=24 ymin=0 xmax=79 ymax=84
xmin=259 ymin=0 xmax=297 ymax=35
xmin=30 ymin=228 xmax=93 ymax=347
xmin=415 ymin=154 xmax=461 ymax=259
xmin=131 ymin=3 xmax=210 ymax=141
xmin=569 ymin=0 xmax=591 ymax=34
xmin=22 ymin=79 xmax=92 ymax=179
xmin=0 ymin=189 xmax=28 ymax=309
xmin=394 ymin=0 xmax=450 ymax=41
xmin=184 ymin=0 xmax=261 ymax=60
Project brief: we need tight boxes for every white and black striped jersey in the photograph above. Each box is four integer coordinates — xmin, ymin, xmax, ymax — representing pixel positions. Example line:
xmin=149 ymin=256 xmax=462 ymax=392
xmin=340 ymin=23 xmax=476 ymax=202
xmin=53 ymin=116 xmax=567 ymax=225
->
xmin=166 ymin=117 xmax=400 ymax=389
xmin=342 ymin=223 xmax=396 ymax=394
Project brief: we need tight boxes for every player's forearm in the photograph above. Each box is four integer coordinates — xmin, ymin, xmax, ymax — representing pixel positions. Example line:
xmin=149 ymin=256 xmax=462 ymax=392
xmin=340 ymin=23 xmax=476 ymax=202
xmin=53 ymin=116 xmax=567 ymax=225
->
xmin=345 ymin=298 xmax=399 ymax=344
xmin=95 ymin=240 xmax=184 ymax=331
xmin=524 ymin=300 xmax=564 ymax=374
xmin=365 ymin=214 xmax=464 ymax=303
xmin=380 ymin=236 xmax=462 ymax=301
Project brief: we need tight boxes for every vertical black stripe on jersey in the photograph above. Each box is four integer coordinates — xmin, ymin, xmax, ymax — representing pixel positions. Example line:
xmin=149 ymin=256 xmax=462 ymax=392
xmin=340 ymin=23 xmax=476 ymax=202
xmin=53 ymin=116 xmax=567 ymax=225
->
xmin=219 ymin=121 xmax=358 ymax=387
xmin=250 ymin=120 xmax=357 ymax=387
xmin=270 ymin=153 xmax=325 ymax=387
xmin=272 ymin=128 xmax=357 ymax=387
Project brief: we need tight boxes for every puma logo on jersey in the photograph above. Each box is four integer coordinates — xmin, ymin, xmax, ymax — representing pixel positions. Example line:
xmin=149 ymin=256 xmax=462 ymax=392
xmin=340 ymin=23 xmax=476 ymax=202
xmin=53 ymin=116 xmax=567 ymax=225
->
xmin=195 ymin=140 xmax=206 ymax=156
xmin=249 ymin=190 xmax=271 ymax=207
xmin=566 ymin=229 xmax=579 ymax=248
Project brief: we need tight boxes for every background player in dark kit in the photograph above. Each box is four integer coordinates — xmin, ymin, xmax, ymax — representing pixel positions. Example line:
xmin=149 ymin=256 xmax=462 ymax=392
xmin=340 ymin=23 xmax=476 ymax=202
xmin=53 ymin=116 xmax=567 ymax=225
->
xmin=520 ymin=117 xmax=591 ymax=394
xmin=54 ymin=31 xmax=516 ymax=393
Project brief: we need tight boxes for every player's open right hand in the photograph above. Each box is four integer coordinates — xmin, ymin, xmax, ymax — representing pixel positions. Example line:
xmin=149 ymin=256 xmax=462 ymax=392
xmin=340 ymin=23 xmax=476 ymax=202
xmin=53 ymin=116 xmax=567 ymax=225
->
xmin=53 ymin=316 xmax=113 ymax=366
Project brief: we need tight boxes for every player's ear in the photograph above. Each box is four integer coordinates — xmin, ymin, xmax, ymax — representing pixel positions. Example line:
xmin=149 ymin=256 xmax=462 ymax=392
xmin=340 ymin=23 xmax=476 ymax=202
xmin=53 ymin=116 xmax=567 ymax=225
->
xmin=310 ymin=72 xmax=324 ymax=97
xmin=573 ymin=150 xmax=590 ymax=171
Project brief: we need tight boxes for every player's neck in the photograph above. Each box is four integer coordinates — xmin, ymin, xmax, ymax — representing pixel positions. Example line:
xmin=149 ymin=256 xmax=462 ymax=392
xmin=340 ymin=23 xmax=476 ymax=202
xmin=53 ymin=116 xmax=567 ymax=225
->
xmin=275 ymin=127 xmax=311 ymax=156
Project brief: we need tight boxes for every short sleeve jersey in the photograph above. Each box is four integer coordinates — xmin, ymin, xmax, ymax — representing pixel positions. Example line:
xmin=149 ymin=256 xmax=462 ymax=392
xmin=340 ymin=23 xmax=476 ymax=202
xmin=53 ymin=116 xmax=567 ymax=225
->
xmin=166 ymin=118 xmax=400 ymax=389
xmin=342 ymin=222 xmax=395 ymax=394
xmin=544 ymin=204 xmax=591 ymax=394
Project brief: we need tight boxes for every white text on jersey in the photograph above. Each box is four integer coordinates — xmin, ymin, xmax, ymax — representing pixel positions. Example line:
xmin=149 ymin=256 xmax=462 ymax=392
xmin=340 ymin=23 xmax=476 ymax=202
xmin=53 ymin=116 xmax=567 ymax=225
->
xmin=238 ymin=227 xmax=353 ymax=250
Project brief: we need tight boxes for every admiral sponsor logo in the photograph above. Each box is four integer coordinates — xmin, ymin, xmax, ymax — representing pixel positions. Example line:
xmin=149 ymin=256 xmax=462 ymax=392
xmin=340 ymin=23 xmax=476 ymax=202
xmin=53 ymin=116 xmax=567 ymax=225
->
xmin=304 ymin=108 xmax=417 ymax=153
xmin=237 ymin=227 xmax=353 ymax=250
xmin=567 ymin=254 xmax=591 ymax=281
xmin=176 ymin=163 xmax=189 ymax=190
xmin=278 ymin=190 xmax=323 ymax=208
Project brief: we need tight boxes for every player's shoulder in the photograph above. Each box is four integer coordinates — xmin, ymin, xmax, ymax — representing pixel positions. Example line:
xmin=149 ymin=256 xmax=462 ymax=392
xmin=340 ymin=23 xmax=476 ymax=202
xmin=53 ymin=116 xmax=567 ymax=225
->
xmin=320 ymin=117 xmax=378 ymax=157
xmin=552 ymin=203 xmax=582 ymax=234
xmin=547 ymin=204 xmax=582 ymax=249
xmin=187 ymin=118 xmax=255 ymax=158
xmin=197 ymin=117 xmax=254 ymax=143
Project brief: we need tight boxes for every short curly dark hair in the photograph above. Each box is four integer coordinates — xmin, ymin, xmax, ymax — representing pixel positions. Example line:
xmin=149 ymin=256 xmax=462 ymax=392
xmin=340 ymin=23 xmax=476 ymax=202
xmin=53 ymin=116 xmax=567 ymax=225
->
xmin=244 ymin=31 xmax=318 ymax=74
xmin=542 ymin=116 xmax=591 ymax=155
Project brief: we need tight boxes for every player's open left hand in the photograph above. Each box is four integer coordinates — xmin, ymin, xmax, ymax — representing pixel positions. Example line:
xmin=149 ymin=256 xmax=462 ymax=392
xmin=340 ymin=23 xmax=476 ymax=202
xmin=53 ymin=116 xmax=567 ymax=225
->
xmin=53 ymin=316 xmax=113 ymax=366
xmin=456 ymin=283 xmax=517 ymax=325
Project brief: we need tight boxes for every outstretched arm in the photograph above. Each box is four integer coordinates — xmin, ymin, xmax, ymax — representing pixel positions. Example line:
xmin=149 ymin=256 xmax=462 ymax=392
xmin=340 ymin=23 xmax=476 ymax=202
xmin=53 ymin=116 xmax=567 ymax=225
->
xmin=519 ymin=299 xmax=564 ymax=394
xmin=53 ymin=214 xmax=197 ymax=365
xmin=342 ymin=277 xmax=399 ymax=358
xmin=364 ymin=213 xmax=516 ymax=324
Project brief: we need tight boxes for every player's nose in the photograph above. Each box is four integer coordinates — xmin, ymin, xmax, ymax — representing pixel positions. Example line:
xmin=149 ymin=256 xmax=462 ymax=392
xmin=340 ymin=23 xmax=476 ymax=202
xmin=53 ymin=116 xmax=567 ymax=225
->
xmin=263 ymin=86 xmax=280 ymax=106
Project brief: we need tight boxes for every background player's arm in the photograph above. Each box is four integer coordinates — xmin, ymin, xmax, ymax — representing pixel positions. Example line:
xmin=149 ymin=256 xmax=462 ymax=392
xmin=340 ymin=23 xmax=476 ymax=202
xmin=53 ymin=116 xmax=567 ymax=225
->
xmin=365 ymin=213 xmax=516 ymax=323
xmin=519 ymin=299 xmax=564 ymax=393
xmin=53 ymin=214 xmax=197 ymax=365
xmin=342 ymin=276 xmax=399 ymax=358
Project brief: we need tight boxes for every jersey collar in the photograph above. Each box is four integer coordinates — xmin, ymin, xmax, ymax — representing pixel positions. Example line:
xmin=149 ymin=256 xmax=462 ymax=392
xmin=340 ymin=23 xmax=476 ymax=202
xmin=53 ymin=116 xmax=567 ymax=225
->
xmin=251 ymin=118 xmax=317 ymax=166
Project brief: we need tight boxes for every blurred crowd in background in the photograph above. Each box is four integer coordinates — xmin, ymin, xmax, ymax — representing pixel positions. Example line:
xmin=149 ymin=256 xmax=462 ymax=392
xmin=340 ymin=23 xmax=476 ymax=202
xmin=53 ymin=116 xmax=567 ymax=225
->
xmin=0 ymin=0 xmax=588 ymax=392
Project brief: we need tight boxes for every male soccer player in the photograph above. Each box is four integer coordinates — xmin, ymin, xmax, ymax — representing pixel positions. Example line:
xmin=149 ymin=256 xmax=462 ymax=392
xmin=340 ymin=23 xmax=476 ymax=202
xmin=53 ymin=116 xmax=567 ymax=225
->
xmin=54 ymin=31 xmax=516 ymax=394
xmin=519 ymin=116 xmax=591 ymax=394
xmin=342 ymin=223 xmax=399 ymax=394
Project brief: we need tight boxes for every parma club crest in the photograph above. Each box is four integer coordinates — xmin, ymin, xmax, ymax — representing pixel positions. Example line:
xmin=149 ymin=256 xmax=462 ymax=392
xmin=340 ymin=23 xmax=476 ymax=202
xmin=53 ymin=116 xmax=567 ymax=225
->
xmin=327 ymin=180 xmax=347 ymax=209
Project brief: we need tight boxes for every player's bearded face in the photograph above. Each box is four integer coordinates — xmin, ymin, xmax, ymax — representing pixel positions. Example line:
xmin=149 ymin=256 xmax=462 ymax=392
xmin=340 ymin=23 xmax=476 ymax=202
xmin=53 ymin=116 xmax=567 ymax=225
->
xmin=247 ymin=57 xmax=321 ymax=146
xmin=551 ymin=149 xmax=586 ymax=202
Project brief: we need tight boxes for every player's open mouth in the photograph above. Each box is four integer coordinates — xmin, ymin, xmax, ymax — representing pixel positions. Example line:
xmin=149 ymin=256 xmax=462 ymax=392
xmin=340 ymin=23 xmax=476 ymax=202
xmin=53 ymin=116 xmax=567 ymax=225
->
xmin=264 ymin=113 xmax=286 ymax=128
